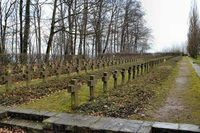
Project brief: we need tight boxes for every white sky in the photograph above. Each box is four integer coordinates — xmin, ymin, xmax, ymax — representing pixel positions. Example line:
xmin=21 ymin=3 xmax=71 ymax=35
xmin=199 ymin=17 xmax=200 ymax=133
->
xmin=140 ymin=0 xmax=198 ymax=52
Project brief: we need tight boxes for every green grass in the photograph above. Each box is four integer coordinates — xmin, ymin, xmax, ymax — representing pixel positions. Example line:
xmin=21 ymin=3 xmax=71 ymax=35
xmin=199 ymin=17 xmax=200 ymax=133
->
xmin=0 ymin=60 xmax=142 ymax=94
xmin=19 ymin=58 xmax=174 ymax=113
xmin=19 ymin=70 xmax=125 ymax=112
xmin=131 ymin=57 xmax=200 ymax=124
xmin=191 ymin=55 xmax=200 ymax=65
xmin=179 ymin=58 xmax=200 ymax=125
xmin=131 ymin=60 xmax=180 ymax=121
xmin=75 ymin=57 xmax=181 ymax=118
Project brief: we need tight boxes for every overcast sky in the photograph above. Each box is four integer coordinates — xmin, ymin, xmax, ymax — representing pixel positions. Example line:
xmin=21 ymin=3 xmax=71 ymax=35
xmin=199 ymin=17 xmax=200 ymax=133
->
xmin=141 ymin=0 xmax=198 ymax=52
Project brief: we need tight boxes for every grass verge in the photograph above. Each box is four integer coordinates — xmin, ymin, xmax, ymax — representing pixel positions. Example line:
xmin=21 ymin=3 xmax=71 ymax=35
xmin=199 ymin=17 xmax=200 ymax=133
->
xmin=178 ymin=58 xmax=200 ymax=125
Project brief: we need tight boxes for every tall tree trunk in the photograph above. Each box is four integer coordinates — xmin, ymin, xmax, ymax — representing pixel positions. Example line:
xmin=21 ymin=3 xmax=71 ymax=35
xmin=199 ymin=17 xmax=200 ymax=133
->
xmin=102 ymin=6 xmax=116 ymax=54
xmin=73 ymin=0 xmax=77 ymax=55
xmin=37 ymin=4 xmax=42 ymax=62
xmin=67 ymin=0 xmax=73 ymax=55
xmin=23 ymin=0 xmax=31 ymax=63
xmin=19 ymin=0 xmax=23 ymax=62
xmin=83 ymin=0 xmax=88 ymax=56
xmin=15 ymin=2 xmax=18 ymax=62
xmin=59 ymin=0 xmax=66 ymax=60
xmin=96 ymin=0 xmax=103 ymax=57
xmin=45 ymin=0 xmax=58 ymax=62
xmin=0 ymin=1 xmax=2 ymax=55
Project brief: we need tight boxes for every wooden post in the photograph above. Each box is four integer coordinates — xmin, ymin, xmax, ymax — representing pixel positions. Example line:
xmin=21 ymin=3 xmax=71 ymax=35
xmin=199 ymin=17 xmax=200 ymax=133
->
xmin=88 ymin=75 xmax=96 ymax=101
xmin=102 ymin=72 xmax=109 ymax=93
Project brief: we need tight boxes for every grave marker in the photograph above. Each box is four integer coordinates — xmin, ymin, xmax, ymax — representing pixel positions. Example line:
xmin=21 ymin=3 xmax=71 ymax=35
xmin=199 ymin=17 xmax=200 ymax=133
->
xmin=88 ymin=75 xmax=96 ymax=101
xmin=102 ymin=72 xmax=109 ymax=93
xmin=113 ymin=70 xmax=118 ymax=89
xmin=121 ymin=68 xmax=126 ymax=84
xmin=68 ymin=79 xmax=78 ymax=109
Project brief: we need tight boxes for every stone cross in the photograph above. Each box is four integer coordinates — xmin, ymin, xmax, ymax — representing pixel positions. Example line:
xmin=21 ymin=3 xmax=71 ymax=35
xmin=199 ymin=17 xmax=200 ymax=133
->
xmin=66 ymin=66 xmax=71 ymax=75
xmin=128 ymin=67 xmax=132 ymax=81
xmin=146 ymin=62 xmax=149 ymax=72
xmin=91 ymin=62 xmax=95 ymax=71
xmin=84 ymin=65 xmax=88 ymax=73
xmin=102 ymin=62 xmax=106 ymax=68
xmin=113 ymin=70 xmax=118 ymax=89
xmin=132 ymin=66 xmax=136 ymax=79
xmin=137 ymin=65 xmax=140 ymax=77
xmin=140 ymin=64 xmax=144 ymax=75
xmin=97 ymin=63 xmax=101 ymax=70
xmin=32 ymin=65 xmax=38 ymax=73
xmin=121 ymin=68 xmax=126 ymax=85
xmin=2 ymin=69 xmax=12 ymax=90
xmin=68 ymin=79 xmax=78 ymax=109
xmin=144 ymin=63 xmax=147 ymax=73
xmin=76 ymin=66 xmax=81 ymax=74
xmin=88 ymin=75 xmax=96 ymax=101
xmin=23 ymin=70 xmax=32 ymax=87
xmin=55 ymin=68 xmax=61 ymax=78
xmin=40 ymin=67 xmax=48 ymax=83
xmin=22 ymin=65 xmax=26 ymax=74
xmin=102 ymin=72 xmax=109 ymax=93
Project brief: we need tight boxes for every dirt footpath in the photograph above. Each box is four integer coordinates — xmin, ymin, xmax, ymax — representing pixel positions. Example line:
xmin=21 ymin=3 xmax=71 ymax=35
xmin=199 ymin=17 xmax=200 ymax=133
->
xmin=153 ymin=58 xmax=191 ymax=122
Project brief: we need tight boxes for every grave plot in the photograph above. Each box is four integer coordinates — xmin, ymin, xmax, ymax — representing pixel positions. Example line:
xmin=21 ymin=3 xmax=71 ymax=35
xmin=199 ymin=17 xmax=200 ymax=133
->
xmin=0 ymin=55 xmax=147 ymax=85
xmin=0 ymin=56 xmax=145 ymax=106
xmin=0 ymin=55 xmax=145 ymax=88
xmin=18 ymin=56 xmax=176 ymax=114
xmin=76 ymin=56 xmax=181 ymax=118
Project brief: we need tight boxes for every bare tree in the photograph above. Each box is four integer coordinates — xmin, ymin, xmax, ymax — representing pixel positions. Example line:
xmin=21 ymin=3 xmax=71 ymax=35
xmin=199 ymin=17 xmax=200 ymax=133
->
xmin=187 ymin=1 xmax=199 ymax=58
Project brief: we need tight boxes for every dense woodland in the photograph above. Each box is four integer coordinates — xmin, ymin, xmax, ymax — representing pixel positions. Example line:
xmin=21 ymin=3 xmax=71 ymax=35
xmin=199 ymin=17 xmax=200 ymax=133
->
xmin=0 ymin=0 xmax=151 ymax=63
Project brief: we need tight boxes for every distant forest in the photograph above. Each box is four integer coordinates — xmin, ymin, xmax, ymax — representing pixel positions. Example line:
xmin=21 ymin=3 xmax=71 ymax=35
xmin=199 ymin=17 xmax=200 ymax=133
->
xmin=0 ymin=0 xmax=151 ymax=63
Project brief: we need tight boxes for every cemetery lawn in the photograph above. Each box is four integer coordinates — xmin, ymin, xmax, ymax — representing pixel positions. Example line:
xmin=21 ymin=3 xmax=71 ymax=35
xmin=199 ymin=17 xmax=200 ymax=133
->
xmin=77 ymin=57 xmax=180 ymax=118
xmin=0 ymin=60 xmax=136 ymax=107
xmin=20 ymin=57 xmax=181 ymax=118
xmin=19 ymin=64 xmax=131 ymax=111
